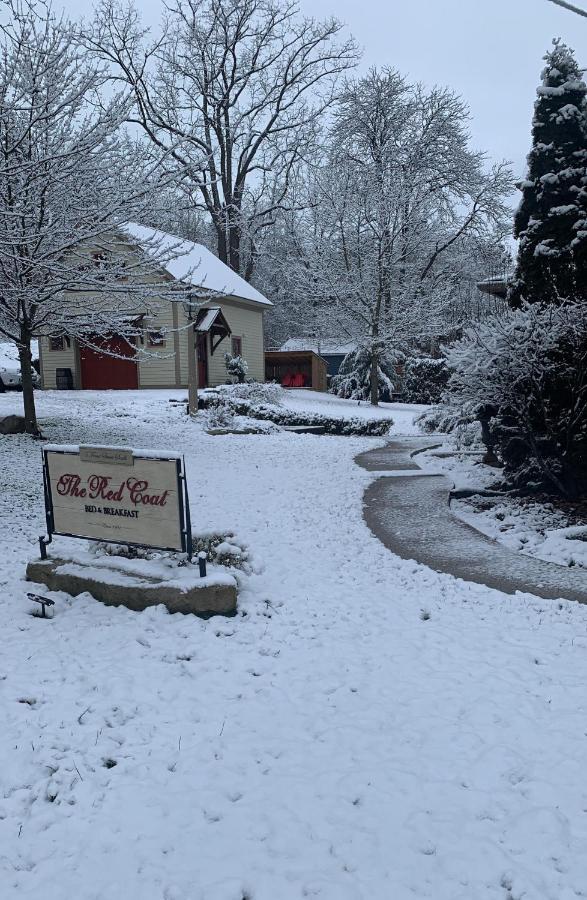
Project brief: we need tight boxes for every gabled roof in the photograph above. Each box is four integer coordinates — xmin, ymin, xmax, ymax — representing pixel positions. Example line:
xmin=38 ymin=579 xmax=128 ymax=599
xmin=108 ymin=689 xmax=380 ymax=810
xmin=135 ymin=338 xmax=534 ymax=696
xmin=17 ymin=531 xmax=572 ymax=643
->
xmin=195 ymin=306 xmax=230 ymax=333
xmin=122 ymin=223 xmax=273 ymax=307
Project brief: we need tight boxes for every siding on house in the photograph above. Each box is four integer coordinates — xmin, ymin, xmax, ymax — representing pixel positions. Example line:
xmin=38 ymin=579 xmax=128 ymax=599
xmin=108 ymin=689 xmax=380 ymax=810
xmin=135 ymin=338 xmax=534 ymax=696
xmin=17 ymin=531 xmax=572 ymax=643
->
xmin=37 ymin=228 xmax=271 ymax=390
xmin=205 ymin=297 xmax=265 ymax=386
xmin=172 ymin=297 xmax=265 ymax=388
xmin=40 ymin=296 xmax=267 ymax=390
xmin=39 ymin=336 xmax=78 ymax=389
xmin=137 ymin=302 xmax=179 ymax=387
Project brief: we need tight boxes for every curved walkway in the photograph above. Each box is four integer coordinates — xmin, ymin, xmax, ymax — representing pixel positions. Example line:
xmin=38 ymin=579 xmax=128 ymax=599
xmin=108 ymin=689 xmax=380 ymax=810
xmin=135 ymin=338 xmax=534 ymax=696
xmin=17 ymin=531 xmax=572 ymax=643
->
xmin=356 ymin=437 xmax=587 ymax=604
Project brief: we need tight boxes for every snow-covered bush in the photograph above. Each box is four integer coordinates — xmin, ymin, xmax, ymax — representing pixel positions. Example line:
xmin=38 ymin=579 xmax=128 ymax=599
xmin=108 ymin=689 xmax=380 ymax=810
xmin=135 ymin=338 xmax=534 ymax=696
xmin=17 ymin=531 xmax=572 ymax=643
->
xmin=403 ymin=357 xmax=450 ymax=404
xmin=219 ymin=382 xmax=284 ymax=407
xmin=331 ymin=348 xmax=400 ymax=402
xmin=206 ymin=404 xmax=238 ymax=430
xmin=192 ymin=532 xmax=250 ymax=570
xmin=446 ymin=301 xmax=587 ymax=496
xmin=417 ymin=405 xmax=467 ymax=435
xmin=200 ymin=390 xmax=393 ymax=436
xmin=224 ymin=353 xmax=249 ymax=383
xmin=415 ymin=406 xmax=482 ymax=450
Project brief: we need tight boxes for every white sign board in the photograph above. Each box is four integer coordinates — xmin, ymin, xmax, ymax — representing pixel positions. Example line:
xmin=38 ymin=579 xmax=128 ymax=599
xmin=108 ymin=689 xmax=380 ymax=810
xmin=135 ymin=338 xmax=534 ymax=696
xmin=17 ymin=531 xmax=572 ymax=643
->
xmin=42 ymin=445 xmax=190 ymax=553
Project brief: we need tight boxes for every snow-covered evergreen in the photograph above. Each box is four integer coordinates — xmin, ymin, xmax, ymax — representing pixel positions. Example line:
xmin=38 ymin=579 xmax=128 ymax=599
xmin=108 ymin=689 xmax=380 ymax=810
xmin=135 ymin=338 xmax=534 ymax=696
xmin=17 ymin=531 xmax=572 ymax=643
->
xmin=331 ymin=347 xmax=400 ymax=402
xmin=224 ymin=353 xmax=249 ymax=384
xmin=509 ymin=41 xmax=587 ymax=305
xmin=402 ymin=356 xmax=450 ymax=405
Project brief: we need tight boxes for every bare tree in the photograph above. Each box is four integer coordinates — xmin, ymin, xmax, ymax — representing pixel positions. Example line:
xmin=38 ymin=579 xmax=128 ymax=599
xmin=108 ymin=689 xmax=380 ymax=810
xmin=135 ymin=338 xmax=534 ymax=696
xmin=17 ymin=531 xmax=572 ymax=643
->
xmin=85 ymin=0 xmax=359 ymax=278
xmin=547 ymin=0 xmax=587 ymax=18
xmin=280 ymin=70 xmax=513 ymax=404
xmin=0 ymin=1 xmax=186 ymax=434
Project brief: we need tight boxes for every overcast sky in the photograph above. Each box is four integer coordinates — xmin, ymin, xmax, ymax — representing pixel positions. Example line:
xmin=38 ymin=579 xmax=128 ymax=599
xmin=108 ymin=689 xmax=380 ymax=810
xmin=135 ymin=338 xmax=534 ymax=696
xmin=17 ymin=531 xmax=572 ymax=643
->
xmin=62 ymin=0 xmax=587 ymax=178
xmin=296 ymin=0 xmax=587 ymax=177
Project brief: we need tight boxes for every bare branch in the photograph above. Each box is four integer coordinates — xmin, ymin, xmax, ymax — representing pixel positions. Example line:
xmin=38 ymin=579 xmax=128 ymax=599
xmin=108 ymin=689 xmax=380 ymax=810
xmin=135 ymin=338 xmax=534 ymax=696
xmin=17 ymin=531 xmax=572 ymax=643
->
xmin=547 ymin=0 xmax=587 ymax=18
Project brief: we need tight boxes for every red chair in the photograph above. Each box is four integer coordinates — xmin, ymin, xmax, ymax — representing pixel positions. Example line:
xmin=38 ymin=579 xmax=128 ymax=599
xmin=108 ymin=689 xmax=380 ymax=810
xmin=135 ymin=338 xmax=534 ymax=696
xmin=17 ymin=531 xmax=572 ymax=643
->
xmin=292 ymin=372 xmax=305 ymax=388
xmin=282 ymin=372 xmax=294 ymax=387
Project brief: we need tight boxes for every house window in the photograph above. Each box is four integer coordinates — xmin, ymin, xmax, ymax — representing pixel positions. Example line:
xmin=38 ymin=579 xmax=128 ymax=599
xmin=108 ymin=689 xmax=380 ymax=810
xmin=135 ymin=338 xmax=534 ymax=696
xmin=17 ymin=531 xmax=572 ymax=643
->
xmin=115 ymin=260 xmax=128 ymax=282
xmin=49 ymin=336 xmax=69 ymax=352
xmin=92 ymin=251 xmax=108 ymax=281
xmin=147 ymin=330 xmax=166 ymax=347
xmin=231 ymin=336 xmax=242 ymax=357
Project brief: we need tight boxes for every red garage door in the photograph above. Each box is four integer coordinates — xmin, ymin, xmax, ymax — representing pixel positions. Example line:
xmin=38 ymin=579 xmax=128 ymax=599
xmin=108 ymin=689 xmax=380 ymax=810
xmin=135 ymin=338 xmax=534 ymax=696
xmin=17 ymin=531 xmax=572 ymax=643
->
xmin=79 ymin=335 xmax=138 ymax=390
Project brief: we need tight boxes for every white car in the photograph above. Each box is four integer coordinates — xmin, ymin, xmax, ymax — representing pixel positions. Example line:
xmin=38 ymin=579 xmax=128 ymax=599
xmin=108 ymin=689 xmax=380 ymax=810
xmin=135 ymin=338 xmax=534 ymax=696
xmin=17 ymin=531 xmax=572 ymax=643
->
xmin=0 ymin=342 xmax=40 ymax=391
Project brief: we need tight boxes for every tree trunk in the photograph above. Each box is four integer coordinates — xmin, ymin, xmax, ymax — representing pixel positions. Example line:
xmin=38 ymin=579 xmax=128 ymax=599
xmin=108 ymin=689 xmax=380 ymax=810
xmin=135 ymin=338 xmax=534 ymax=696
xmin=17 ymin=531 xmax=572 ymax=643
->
xmin=370 ymin=345 xmax=379 ymax=406
xmin=216 ymin=206 xmax=242 ymax=274
xmin=18 ymin=336 xmax=40 ymax=436
xmin=228 ymin=212 xmax=241 ymax=275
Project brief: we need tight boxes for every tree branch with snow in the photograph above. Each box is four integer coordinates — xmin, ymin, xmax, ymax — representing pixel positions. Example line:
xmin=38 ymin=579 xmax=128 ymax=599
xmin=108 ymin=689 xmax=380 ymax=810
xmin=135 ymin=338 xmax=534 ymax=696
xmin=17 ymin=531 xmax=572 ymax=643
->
xmin=0 ymin=0 xmax=191 ymax=434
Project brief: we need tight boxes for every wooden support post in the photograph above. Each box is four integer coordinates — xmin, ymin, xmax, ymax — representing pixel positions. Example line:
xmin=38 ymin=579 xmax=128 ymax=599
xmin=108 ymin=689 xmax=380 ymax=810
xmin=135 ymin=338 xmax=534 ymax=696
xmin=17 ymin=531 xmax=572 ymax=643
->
xmin=187 ymin=319 xmax=199 ymax=416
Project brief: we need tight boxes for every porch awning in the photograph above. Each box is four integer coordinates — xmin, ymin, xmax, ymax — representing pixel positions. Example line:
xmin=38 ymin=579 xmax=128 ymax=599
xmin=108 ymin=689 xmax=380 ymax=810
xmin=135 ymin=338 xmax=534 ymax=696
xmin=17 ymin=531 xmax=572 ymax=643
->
xmin=195 ymin=306 xmax=231 ymax=355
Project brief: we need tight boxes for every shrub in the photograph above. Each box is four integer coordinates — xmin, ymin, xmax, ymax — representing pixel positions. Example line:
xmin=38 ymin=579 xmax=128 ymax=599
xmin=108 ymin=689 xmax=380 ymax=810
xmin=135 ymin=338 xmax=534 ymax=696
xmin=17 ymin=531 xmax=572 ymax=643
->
xmin=446 ymin=301 xmax=587 ymax=496
xmin=224 ymin=353 xmax=248 ymax=383
xmin=415 ymin=406 xmax=482 ymax=450
xmin=200 ymin=388 xmax=393 ymax=436
xmin=217 ymin=382 xmax=284 ymax=407
xmin=403 ymin=356 xmax=450 ymax=404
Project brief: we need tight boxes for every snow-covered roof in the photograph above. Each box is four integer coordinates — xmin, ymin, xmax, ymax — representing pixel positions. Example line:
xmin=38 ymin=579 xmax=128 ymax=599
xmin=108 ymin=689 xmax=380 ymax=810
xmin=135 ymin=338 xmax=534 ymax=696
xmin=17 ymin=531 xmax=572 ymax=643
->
xmin=122 ymin=223 xmax=272 ymax=307
xmin=476 ymin=275 xmax=512 ymax=298
xmin=196 ymin=307 xmax=222 ymax=332
xmin=195 ymin=306 xmax=232 ymax=335
xmin=280 ymin=337 xmax=355 ymax=356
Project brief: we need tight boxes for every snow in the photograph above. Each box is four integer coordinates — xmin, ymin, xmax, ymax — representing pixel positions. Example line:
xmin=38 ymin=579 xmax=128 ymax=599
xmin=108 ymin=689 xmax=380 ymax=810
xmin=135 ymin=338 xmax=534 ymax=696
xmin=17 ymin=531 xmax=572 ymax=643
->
xmin=279 ymin=388 xmax=427 ymax=433
xmin=48 ymin=548 xmax=236 ymax=591
xmin=0 ymin=340 xmax=39 ymax=372
xmin=452 ymin=497 xmax=587 ymax=571
xmin=44 ymin=443 xmax=183 ymax=460
xmin=418 ymin=442 xmax=587 ymax=571
xmin=122 ymin=224 xmax=273 ymax=307
xmin=196 ymin=306 xmax=223 ymax=332
xmin=2 ymin=389 xmax=587 ymax=898
xmin=279 ymin=338 xmax=356 ymax=355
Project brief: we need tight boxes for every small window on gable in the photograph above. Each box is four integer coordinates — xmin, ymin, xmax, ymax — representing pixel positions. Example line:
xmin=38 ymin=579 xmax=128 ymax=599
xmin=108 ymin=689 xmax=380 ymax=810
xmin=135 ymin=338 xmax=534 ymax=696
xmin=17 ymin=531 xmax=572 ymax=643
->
xmin=49 ymin=336 xmax=69 ymax=352
xmin=148 ymin=330 xmax=166 ymax=347
xmin=92 ymin=251 xmax=108 ymax=281
xmin=231 ymin=336 xmax=242 ymax=357
xmin=116 ymin=259 xmax=128 ymax=282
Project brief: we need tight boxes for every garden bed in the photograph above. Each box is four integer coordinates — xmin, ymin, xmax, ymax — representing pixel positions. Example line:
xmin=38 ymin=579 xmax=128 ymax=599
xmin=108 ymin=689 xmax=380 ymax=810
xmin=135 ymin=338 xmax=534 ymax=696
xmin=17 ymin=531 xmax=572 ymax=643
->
xmin=200 ymin=384 xmax=394 ymax=436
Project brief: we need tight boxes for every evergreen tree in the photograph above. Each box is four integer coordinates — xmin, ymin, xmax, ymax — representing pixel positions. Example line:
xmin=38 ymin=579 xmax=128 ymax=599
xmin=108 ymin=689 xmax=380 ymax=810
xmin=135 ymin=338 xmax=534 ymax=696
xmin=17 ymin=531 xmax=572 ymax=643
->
xmin=331 ymin=348 xmax=402 ymax=403
xmin=509 ymin=41 xmax=587 ymax=306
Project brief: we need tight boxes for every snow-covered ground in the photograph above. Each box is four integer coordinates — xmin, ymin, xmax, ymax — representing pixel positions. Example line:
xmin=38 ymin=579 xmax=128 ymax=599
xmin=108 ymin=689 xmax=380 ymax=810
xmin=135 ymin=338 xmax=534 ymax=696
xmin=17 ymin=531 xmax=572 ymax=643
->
xmin=2 ymin=389 xmax=587 ymax=900
xmin=418 ymin=442 xmax=587 ymax=571
xmin=279 ymin=388 xmax=427 ymax=433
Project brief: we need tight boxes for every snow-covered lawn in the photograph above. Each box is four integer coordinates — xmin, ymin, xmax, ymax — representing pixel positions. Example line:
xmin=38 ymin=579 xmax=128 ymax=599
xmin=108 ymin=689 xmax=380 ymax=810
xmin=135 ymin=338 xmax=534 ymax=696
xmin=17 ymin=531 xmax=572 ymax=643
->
xmin=2 ymin=389 xmax=587 ymax=900
xmin=279 ymin=388 xmax=427 ymax=433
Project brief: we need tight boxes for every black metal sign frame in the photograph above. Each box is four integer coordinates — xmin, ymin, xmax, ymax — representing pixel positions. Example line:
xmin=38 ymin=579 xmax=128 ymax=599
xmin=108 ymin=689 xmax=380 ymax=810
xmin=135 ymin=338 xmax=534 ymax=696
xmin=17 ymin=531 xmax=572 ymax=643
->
xmin=40 ymin=447 xmax=193 ymax=561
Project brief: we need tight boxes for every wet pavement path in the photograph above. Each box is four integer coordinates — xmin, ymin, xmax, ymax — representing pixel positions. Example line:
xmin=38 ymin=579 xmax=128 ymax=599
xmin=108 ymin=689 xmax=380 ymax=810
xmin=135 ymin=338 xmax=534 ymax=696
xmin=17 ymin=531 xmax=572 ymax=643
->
xmin=356 ymin=437 xmax=587 ymax=604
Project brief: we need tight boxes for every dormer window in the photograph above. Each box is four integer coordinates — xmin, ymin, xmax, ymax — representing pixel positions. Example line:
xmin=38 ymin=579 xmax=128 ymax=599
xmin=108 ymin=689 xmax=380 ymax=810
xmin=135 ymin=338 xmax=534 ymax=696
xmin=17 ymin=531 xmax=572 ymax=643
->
xmin=49 ymin=336 xmax=70 ymax=352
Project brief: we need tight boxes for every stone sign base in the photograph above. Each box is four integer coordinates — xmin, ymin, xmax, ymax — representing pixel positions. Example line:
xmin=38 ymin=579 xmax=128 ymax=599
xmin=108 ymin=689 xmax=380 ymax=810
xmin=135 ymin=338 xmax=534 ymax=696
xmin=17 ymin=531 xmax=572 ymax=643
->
xmin=26 ymin=556 xmax=237 ymax=618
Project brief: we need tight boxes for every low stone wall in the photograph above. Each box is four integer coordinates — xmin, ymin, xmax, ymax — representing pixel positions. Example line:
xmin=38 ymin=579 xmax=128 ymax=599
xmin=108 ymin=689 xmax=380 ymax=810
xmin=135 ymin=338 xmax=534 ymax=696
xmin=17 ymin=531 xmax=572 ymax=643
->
xmin=26 ymin=557 xmax=237 ymax=617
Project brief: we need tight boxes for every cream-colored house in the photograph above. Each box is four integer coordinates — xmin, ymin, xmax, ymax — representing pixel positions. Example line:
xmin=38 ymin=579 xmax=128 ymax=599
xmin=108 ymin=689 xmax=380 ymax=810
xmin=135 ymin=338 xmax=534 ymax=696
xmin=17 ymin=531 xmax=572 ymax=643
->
xmin=39 ymin=224 xmax=272 ymax=391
